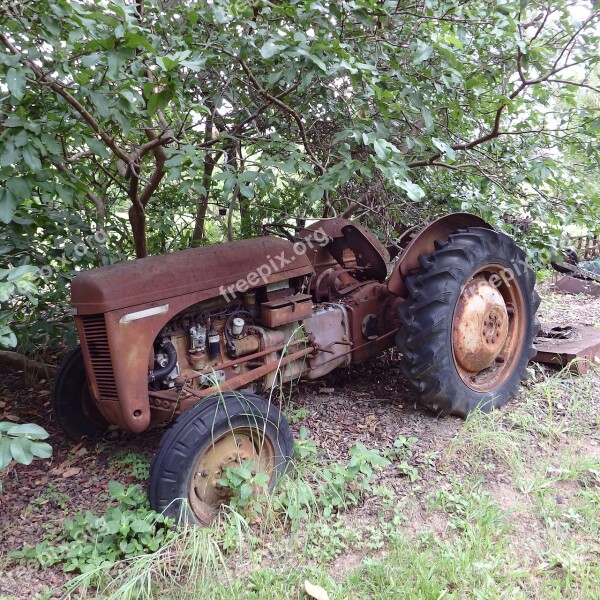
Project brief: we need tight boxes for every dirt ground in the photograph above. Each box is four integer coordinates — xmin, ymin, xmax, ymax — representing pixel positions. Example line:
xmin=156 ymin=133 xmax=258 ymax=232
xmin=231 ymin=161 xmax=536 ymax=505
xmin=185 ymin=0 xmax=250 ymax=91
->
xmin=0 ymin=277 xmax=598 ymax=599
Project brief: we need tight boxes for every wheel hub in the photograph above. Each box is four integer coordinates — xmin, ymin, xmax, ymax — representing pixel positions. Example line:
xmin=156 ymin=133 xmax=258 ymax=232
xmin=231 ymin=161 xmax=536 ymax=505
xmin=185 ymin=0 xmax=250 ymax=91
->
xmin=453 ymin=277 xmax=509 ymax=374
xmin=188 ymin=430 xmax=271 ymax=523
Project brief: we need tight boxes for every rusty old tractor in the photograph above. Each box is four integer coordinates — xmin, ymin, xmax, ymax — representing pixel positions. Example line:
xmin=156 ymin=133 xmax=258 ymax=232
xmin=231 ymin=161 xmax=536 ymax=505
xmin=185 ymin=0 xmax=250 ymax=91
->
xmin=52 ymin=212 xmax=540 ymax=523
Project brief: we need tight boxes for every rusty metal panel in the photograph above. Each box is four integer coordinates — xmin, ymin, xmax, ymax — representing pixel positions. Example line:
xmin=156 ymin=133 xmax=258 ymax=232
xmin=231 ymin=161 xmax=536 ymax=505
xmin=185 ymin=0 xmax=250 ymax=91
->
xmin=260 ymin=293 xmax=313 ymax=327
xmin=388 ymin=212 xmax=493 ymax=297
xmin=555 ymin=276 xmax=600 ymax=298
xmin=72 ymin=236 xmax=313 ymax=314
xmin=533 ymin=323 xmax=600 ymax=374
xmin=300 ymin=218 xmax=390 ymax=282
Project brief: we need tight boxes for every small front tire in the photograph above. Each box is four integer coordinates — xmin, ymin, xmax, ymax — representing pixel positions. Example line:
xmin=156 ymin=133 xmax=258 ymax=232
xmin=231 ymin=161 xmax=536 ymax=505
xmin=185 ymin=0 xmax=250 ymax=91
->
xmin=148 ymin=392 xmax=294 ymax=524
xmin=51 ymin=346 xmax=109 ymax=441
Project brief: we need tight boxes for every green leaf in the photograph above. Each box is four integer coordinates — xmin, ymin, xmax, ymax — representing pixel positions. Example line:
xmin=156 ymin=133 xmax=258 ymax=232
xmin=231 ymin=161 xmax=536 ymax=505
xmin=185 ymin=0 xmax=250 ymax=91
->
xmin=87 ymin=138 xmax=110 ymax=158
xmin=309 ymin=185 xmax=324 ymax=202
xmin=30 ymin=441 xmax=52 ymax=459
xmin=6 ymin=67 xmax=26 ymax=100
xmin=0 ymin=142 xmax=20 ymax=167
xmin=240 ymin=483 xmax=253 ymax=501
xmin=22 ymin=146 xmax=42 ymax=172
xmin=10 ymin=437 xmax=34 ymax=465
xmin=7 ymin=423 xmax=49 ymax=440
xmin=89 ymin=92 xmax=110 ymax=117
xmin=80 ymin=53 xmax=102 ymax=68
xmin=396 ymin=179 xmax=425 ymax=202
xmin=0 ymin=189 xmax=17 ymax=224
xmin=147 ymin=89 xmax=173 ymax=116
xmin=108 ymin=481 xmax=126 ymax=497
xmin=413 ymin=43 xmax=433 ymax=65
xmin=0 ymin=437 xmax=12 ymax=470
xmin=421 ymin=107 xmax=433 ymax=130
xmin=239 ymin=184 xmax=254 ymax=199
xmin=164 ymin=153 xmax=186 ymax=168
xmin=6 ymin=265 xmax=37 ymax=281
xmin=260 ymin=40 xmax=284 ymax=59
xmin=408 ymin=91 xmax=424 ymax=109
xmin=373 ymin=139 xmax=387 ymax=160
xmin=130 ymin=519 xmax=153 ymax=533
xmin=432 ymin=138 xmax=456 ymax=161
xmin=6 ymin=177 xmax=32 ymax=199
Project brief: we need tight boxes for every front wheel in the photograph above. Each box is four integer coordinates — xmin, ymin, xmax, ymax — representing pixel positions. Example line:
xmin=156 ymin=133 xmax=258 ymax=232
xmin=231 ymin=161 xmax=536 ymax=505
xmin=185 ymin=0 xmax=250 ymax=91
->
xmin=51 ymin=346 xmax=109 ymax=441
xmin=396 ymin=227 xmax=540 ymax=417
xmin=148 ymin=392 xmax=294 ymax=524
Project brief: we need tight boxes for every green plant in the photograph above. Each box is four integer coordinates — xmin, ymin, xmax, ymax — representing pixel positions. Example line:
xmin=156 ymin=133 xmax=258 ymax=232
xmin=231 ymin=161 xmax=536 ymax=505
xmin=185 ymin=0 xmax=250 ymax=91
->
xmin=385 ymin=435 xmax=420 ymax=482
xmin=218 ymin=460 xmax=270 ymax=520
xmin=287 ymin=407 xmax=309 ymax=424
xmin=11 ymin=482 xmax=174 ymax=573
xmin=109 ymin=451 xmax=150 ymax=480
xmin=303 ymin=519 xmax=360 ymax=562
xmin=272 ymin=440 xmax=391 ymax=526
xmin=32 ymin=482 xmax=70 ymax=515
xmin=0 ymin=422 xmax=52 ymax=494
xmin=0 ymin=265 xmax=38 ymax=347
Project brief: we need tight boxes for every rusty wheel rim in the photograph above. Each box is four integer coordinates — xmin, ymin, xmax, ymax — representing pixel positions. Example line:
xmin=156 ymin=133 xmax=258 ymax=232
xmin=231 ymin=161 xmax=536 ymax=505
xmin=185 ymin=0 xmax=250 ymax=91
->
xmin=188 ymin=427 xmax=275 ymax=524
xmin=451 ymin=263 xmax=526 ymax=393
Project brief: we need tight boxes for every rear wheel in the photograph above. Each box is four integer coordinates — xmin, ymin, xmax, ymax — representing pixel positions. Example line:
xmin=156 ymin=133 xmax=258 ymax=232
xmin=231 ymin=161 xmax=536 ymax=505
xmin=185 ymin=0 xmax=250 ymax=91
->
xmin=396 ymin=227 xmax=540 ymax=416
xmin=148 ymin=392 xmax=294 ymax=524
xmin=51 ymin=346 xmax=108 ymax=441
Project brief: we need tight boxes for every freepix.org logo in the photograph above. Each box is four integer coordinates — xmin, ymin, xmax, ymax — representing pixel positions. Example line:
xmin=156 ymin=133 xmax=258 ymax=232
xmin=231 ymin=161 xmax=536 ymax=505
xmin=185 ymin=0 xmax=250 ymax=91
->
xmin=219 ymin=227 xmax=330 ymax=302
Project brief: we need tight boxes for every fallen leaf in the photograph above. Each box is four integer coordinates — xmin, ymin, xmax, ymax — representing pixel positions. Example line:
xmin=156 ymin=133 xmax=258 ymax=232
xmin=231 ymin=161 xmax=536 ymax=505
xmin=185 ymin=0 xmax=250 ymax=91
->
xmin=304 ymin=580 xmax=329 ymax=600
xmin=320 ymin=387 xmax=335 ymax=394
xmin=3 ymin=414 xmax=20 ymax=422
xmin=62 ymin=467 xmax=82 ymax=478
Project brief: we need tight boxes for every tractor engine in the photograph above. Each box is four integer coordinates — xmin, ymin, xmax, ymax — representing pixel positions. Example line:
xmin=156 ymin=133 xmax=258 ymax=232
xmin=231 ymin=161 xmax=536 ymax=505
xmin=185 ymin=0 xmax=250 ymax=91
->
xmin=144 ymin=219 xmax=402 ymax=410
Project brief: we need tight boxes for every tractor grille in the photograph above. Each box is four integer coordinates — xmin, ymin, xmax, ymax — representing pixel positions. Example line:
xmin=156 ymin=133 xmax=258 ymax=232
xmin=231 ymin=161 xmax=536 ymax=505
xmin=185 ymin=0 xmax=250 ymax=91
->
xmin=80 ymin=314 xmax=118 ymax=401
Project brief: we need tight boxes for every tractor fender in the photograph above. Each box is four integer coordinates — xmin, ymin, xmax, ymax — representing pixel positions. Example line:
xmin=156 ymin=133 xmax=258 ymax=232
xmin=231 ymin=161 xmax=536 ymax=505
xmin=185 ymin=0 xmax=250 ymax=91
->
xmin=388 ymin=212 xmax=494 ymax=297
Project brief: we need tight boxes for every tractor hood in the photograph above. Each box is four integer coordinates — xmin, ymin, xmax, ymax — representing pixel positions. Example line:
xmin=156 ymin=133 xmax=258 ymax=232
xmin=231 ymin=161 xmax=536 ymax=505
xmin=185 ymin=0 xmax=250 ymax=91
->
xmin=71 ymin=236 xmax=313 ymax=315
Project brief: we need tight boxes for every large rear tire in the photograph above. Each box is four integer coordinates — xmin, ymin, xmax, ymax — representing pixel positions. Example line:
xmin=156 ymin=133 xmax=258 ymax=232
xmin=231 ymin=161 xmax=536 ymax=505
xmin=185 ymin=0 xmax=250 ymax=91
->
xmin=148 ymin=392 xmax=294 ymax=524
xmin=51 ymin=346 xmax=109 ymax=441
xmin=396 ymin=227 xmax=540 ymax=417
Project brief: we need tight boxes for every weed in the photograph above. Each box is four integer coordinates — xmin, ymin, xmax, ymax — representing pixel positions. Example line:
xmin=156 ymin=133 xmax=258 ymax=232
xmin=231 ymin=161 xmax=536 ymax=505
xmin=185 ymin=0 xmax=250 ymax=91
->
xmin=287 ymin=407 xmax=309 ymax=424
xmin=11 ymin=482 xmax=174 ymax=574
xmin=218 ymin=460 xmax=270 ymax=521
xmin=108 ymin=451 xmax=150 ymax=480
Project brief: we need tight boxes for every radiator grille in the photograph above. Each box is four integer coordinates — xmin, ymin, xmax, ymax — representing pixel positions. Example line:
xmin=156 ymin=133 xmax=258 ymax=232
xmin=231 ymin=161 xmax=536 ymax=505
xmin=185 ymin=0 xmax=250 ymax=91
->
xmin=80 ymin=314 xmax=118 ymax=401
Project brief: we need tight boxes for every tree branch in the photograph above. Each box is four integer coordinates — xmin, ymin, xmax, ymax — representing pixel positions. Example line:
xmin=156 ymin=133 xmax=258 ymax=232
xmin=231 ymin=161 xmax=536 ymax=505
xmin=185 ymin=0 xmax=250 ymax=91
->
xmin=237 ymin=59 xmax=325 ymax=176
xmin=137 ymin=129 xmax=167 ymax=207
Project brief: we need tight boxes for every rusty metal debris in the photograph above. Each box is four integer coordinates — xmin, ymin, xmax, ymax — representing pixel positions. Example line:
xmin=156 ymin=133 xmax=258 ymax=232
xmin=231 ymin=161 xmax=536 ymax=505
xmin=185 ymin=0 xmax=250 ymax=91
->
xmin=555 ymin=276 xmax=600 ymax=298
xmin=533 ymin=322 xmax=600 ymax=374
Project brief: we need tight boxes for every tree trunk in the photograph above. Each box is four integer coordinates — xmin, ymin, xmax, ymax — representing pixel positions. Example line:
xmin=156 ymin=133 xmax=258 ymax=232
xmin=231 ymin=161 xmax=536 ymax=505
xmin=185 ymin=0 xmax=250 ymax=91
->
xmin=191 ymin=154 xmax=215 ymax=247
xmin=129 ymin=204 xmax=148 ymax=258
